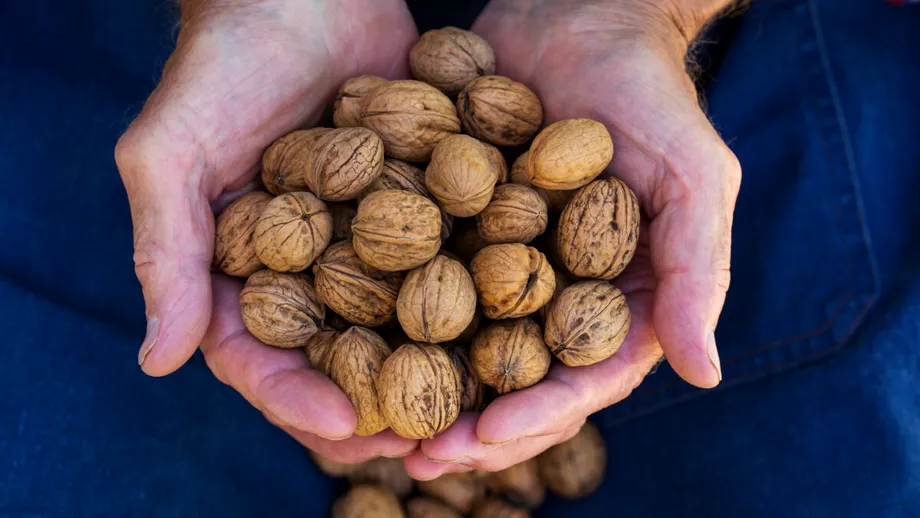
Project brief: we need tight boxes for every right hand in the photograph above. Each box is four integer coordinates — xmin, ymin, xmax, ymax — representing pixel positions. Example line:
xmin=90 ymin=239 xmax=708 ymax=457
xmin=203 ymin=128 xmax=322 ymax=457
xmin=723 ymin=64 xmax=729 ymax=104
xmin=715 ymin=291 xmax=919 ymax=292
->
xmin=114 ymin=0 xmax=419 ymax=463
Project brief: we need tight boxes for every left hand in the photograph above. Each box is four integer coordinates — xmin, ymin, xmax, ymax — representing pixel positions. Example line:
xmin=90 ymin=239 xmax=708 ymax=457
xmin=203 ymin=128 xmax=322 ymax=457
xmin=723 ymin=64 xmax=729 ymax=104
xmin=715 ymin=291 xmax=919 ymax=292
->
xmin=404 ymin=0 xmax=741 ymax=478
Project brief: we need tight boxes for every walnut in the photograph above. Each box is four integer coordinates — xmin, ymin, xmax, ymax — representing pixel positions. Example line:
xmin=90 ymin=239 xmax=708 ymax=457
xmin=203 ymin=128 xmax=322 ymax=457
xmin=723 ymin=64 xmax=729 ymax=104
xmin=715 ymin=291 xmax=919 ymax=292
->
xmin=252 ymin=192 xmax=333 ymax=272
xmin=325 ymin=311 xmax=351 ymax=332
xmin=418 ymin=472 xmax=486 ymax=514
xmin=471 ymin=318 xmax=550 ymax=394
xmin=333 ymin=484 xmax=405 ymax=518
xmin=261 ymin=128 xmax=332 ymax=194
xmin=448 ymin=219 xmax=489 ymax=263
xmin=409 ymin=27 xmax=496 ymax=96
xmin=476 ymin=184 xmax=547 ymax=244
xmin=396 ymin=255 xmax=477 ymax=343
xmin=327 ymin=327 xmax=392 ymax=436
xmin=348 ymin=457 xmax=414 ymax=498
xmin=444 ymin=343 xmax=485 ymax=412
xmin=527 ymin=119 xmax=614 ymax=190
xmin=352 ymin=190 xmax=443 ymax=271
xmin=510 ymin=151 xmax=573 ymax=213
xmin=334 ymin=75 xmax=389 ymax=128
xmin=303 ymin=328 xmax=339 ymax=375
xmin=407 ymin=497 xmax=462 ymax=518
xmin=485 ymin=141 xmax=509 ymax=184
xmin=239 ymin=270 xmax=324 ymax=348
xmin=457 ymin=76 xmax=543 ymax=147
xmin=538 ymin=421 xmax=606 ymax=499
xmin=544 ymin=281 xmax=630 ymax=367
xmin=471 ymin=499 xmax=530 ymax=518
xmin=455 ymin=306 xmax=482 ymax=343
xmin=313 ymin=240 xmax=404 ymax=327
xmin=360 ymin=80 xmax=461 ymax=162
xmin=486 ymin=459 xmax=545 ymax=509
xmin=306 ymin=127 xmax=385 ymax=201
xmin=537 ymin=267 xmax=571 ymax=324
xmin=556 ymin=177 xmax=640 ymax=279
xmin=377 ymin=343 xmax=462 ymax=439
xmin=426 ymin=134 xmax=499 ymax=217
xmin=327 ymin=202 xmax=357 ymax=241
xmin=469 ymin=244 xmax=555 ymax=319
xmin=308 ymin=449 xmax=356 ymax=477
xmin=213 ymin=191 xmax=272 ymax=277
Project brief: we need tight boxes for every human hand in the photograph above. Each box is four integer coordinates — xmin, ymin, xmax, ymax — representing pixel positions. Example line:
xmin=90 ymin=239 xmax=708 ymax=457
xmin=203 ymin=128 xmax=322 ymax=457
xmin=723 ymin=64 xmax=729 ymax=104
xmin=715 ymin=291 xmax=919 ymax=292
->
xmin=405 ymin=0 xmax=742 ymax=477
xmin=115 ymin=0 xmax=419 ymax=462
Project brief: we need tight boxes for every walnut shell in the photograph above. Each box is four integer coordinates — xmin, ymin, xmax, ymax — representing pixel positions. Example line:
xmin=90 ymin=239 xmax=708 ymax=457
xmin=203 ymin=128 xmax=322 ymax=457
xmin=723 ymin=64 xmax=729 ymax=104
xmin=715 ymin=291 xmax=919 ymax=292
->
xmin=544 ymin=281 xmax=630 ymax=366
xmin=334 ymin=75 xmax=389 ymax=128
xmin=333 ymin=484 xmax=405 ymax=518
xmin=426 ymin=134 xmax=498 ymax=217
xmin=407 ymin=497 xmax=462 ymax=518
xmin=471 ymin=318 xmax=550 ymax=394
xmin=304 ymin=328 xmax=339 ymax=375
xmin=397 ymin=255 xmax=477 ymax=343
xmin=526 ymin=119 xmax=614 ymax=190
xmin=377 ymin=343 xmax=462 ymax=439
xmin=327 ymin=202 xmax=357 ymax=241
xmin=261 ymin=128 xmax=332 ymax=194
xmin=445 ymin=343 xmax=485 ymax=412
xmin=239 ymin=270 xmax=324 ymax=348
xmin=557 ymin=177 xmax=640 ymax=279
xmin=469 ymin=244 xmax=555 ymax=319
xmin=308 ymin=449 xmax=357 ymax=477
xmin=537 ymin=421 xmax=606 ymax=499
xmin=352 ymin=190 xmax=443 ymax=271
xmin=306 ymin=127 xmax=385 ymax=201
xmin=213 ymin=191 xmax=272 ymax=277
xmin=487 ymin=459 xmax=545 ymax=509
xmin=449 ymin=219 xmax=489 ymax=264
xmin=476 ymin=184 xmax=547 ymax=244
xmin=348 ymin=457 xmax=414 ymax=498
xmin=510 ymin=151 xmax=573 ymax=213
xmin=456 ymin=306 xmax=482 ymax=342
xmin=360 ymin=80 xmax=461 ymax=162
xmin=409 ymin=27 xmax=496 ymax=96
xmin=485 ymin=141 xmax=508 ymax=184
xmin=314 ymin=240 xmax=404 ymax=327
xmin=253 ymin=192 xmax=333 ymax=272
xmin=537 ymin=267 xmax=571 ymax=324
xmin=327 ymin=327 xmax=392 ymax=436
xmin=418 ymin=472 xmax=486 ymax=514
xmin=471 ymin=499 xmax=530 ymax=518
xmin=458 ymin=76 xmax=543 ymax=147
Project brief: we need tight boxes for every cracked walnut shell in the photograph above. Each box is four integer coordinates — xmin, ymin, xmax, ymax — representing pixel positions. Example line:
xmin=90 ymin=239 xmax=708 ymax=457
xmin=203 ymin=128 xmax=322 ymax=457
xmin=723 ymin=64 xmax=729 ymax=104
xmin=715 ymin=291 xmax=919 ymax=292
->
xmin=409 ymin=27 xmax=496 ymax=96
xmin=471 ymin=318 xmax=550 ymax=394
xmin=458 ymin=76 xmax=543 ymax=147
xmin=426 ymin=134 xmax=499 ymax=217
xmin=544 ymin=281 xmax=630 ymax=367
xmin=213 ymin=191 xmax=272 ymax=277
xmin=306 ymin=127 xmax=384 ymax=201
xmin=253 ymin=192 xmax=333 ymax=272
xmin=327 ymin=326 xmax=392 ymax=436
xmin=469 ymin=244 xmax=555 ymax=319
xmin=476 ymin=184 xmax=548 ymax=244
xmin=239 ymin=270 xmax=325 ymax=348
xmin=537 ymin=421 xmax=606 ymax=499
xmin=261 ymin=128 xmax=332 ymax=194
xmin=397 ymin=255 xmax=477 ymax=343
xmin=527 ymin=119 xmax=613 ymax=190
xmin=334 ymin=75 xmax=388 ymax=128
xmin=352 ymin=190 xmax=443 ymax=272
xmin=333 ymin=484 xmax=405 ymax=518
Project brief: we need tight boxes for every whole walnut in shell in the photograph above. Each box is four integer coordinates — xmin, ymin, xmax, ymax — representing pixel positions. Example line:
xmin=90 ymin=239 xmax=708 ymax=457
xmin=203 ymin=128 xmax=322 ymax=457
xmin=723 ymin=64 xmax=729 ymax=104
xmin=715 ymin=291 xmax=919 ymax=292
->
xmin=409 ymin=27 xmax=496 ymax=96
xmin=527 ymin=119 xmax=614 ymax=190
xmin=334 ymin=75 xmax=388 ymax=128
xmin=377 ymin=343 xmax=462 ymax=439
xmin=458 ymin=76 xmax=543 ymax=147
xmin=308 ymin=449 xmax=356 ymax=477
xmin=313 ymin=240 xmax=404 ymax=327
xmin=510 ymin=151 xmax=573 ymax=213
xmin=333 ymin=484 xmax=405 ymax=518
xmin=485 ymin=141 xmax=508 ymax=184
xmin=327 ymin=327 xmax=392 ymax=436
xmin=456 ymin=306 xmax=482 ymax=342
xmin=557 ymin=177 xmax=640 ymax=279
xmin=306 ymin=127 xmax=384 ymax=201
xmin=261 ymin=128 xmax=332 ymax=194
xmin=537 ymin=267 xmax=571 ymax=324
xmin=538 ymin=421 xmax=606 ymax=499
xmin=348 ymin=457 xmax=414 ymax=498
xmin=487 ymin=459 xmax=545 ymax=509
xmin=239 ymin=270 xmax=324 ymax=348
xmin=213 ymin=191 xmax=272 ymax=277
xmin=418 ymin=472 xmax=486 ymax=514
xmin=304 ymin=328 xmax=339 ymax=375
xmin=471 ymin=318 xmax=550 ymax=394
xmin=426 ymin=134 xmax=499 ymax=217
xmin=253 ymin=192 xmax=333 ymax=272
xmin=360 ymin=80 xmax=461 ymax=162
xmin=352 ymin=190 xmax=443 ymax=272
xmin=397 ymin=255 xmax=477 ymax=343
xmin=476 ymin=184 xmax=547 ymax=244
xmin=407 ymin=497 xmax=462 ymax=518
xmin=445 ymin=343 xmax=485 ymax=412
xmin=469 ymin=244 xmax=555 ymax=319
xmin=544 ymin=281 xmax=630 ymax=367
xmin=472 ymin=499 xmax=530 ymax=518
xmin=327 ymin=202 xmax=357 ymax=241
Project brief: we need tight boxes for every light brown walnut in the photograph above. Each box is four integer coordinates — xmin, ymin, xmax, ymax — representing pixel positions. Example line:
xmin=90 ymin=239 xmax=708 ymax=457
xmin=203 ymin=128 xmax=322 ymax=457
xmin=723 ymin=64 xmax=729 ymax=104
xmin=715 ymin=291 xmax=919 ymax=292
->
xmin=409 ymin=27 xmax=496 ymax=96
xmin=332 ymin=484 xmax=405 ymax=518
xmin=327 ymin=327 xmax=392 ymax=436
xmin=486 ymin=459 xmax=545 ymax=509
xmin=334 ymin=75 xmax=389 ymax=128
xmin=261 ymin=128 xmax=332 ymax=194
xmin=306 ymin=127 xmax=385 ymax=201
xmin=510 ymin=151 xmax=573 ymax=213
xmin=457 ymin=76 xmax=543 ymax=147
xmin=352 ymin=190 xmax=443 ymax=272
xmin=469 ymin=244 xmax=555 ymax=319
xmin=396 ymin=255 xmax=477 ymax=343
xmin=239 ymin=270 xmax=325 ymax=348
xmin=526 ymin=119 xmax=614 ymax=190
xmin=348 ymin=457 xmax=415 ymax=498
xmin=253 ymin=192 xmax=332 ymax=272
xmin=471 ymin=499 xmax=531 ymax=518
xmin=476 ymin=184 xmax=547 ymax=244
xmin=426 ymin=134 xmax=499 ymax=217
xmin=407 ymin=497 xmax=462 ymax=518
xmin=303 ymin=328 xmax=339 ymax=375
xmin=544 ymin=281 xmax=631 ymax=367
xmin=485 ymin=141 xmax=508 ymax=184
xmin=471 ymin=318 xmax=550 ymax=394
xmin=537 ymin=421 xmax=606 ymax=499
xmin=213 ymin=191 xmax=272 ymax=277
xmin=444 ymin=343 xmax=485 ymax=412
xmin=456 ymin=305 xmax=482 ymax=343
xmin=418 ymin=472 xmax=486 ymax=514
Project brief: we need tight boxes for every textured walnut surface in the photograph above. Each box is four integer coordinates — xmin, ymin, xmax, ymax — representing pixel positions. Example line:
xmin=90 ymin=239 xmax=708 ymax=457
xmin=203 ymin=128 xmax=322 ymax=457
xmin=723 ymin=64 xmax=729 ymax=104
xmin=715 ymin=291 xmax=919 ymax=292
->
xmin=484 ymin=141 xmax=508 ymax=184
xmin=544 ymin=280 xmax=630 ymax=366
xmin=471 ymin=498 xmax=531 ymax=518
xmin=418 ymin=472 xmax=486 ymax=514
xmin=471 ymin=318 xmax=550 ymax=394
xmin=444 ymin=343 xmax=485 ymax=412
xmin=527 ymin=119 xmax=614 ymax=190
xmin=334 ymin=75 xmax=389 ymax=128
xmin=487 ymin=459 xmax=545 ymax=509
xmin=458 ymin=76 xmax=543 ymax=147
xmin=469 ymin=244 xmax=555 ymax=319
xmin=455 ymin=306 xmax=482 ymax=342
xmin=409 ymin=27 xmax=495 ymax=96
xmin=347 ymin=457 xmax=414 ymax=498
xmin=307 ymin=127 xmax=384 ymax=201
xmin=327 ymin=326 xmax=392 ymax=436
xmin=261 ymin=128 xmax=331 ymax=194
xmin=303 ymin=328 xmax=339 ymax=375
xmin=407 ymin=496 xmax=463 ymax=518
xmin=327 ymin=202 xmax=358 ymax=241
xmin=426 ymin=134 xmax=498 ymax=217
xmin=239 ymin=270 xmax=325 ymax=348
xmin=352 ymin=190 xmax=443 ymax=272
xmin=332 ymin=484 xmax=405 ymax=518
xmin=213 ymin=191 xmax=272 ymax=277
xmin=510 ymin=151 xmax=573 ymax=213
xmin=557 ymin=177 xmax=640 ymax=279
xmin=538 ymin=421 xmax=606 ymax=499
xmin=396 ymin=255 xmax=477 ymax=343
xmin=361 ymin=158 xmax=430 ymax=199
xmin=476 ymin=184 xmax=548 ymax=244
xmin=253 ymin=192 xmax=332 ymax=272
xmin=537 ymin=267 xmax=571 ymax=325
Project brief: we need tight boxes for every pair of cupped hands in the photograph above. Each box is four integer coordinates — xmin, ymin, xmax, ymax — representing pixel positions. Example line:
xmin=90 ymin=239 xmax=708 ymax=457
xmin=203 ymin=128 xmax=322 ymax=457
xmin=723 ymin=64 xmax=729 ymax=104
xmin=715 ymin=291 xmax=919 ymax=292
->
xmin=115 ymin=0 xmax=740 ymax=479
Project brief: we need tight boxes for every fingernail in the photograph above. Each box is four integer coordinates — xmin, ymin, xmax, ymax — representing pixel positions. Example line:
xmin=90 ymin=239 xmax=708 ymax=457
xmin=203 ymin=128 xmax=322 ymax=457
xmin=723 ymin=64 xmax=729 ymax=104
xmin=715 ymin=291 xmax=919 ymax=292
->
xmin=424 ymin=455 xmax=470 ymax=465
xmin=481 ymin=438 xmax=515 ymax=446
xmin=706 ymin=331 xmax=722 ymax=383
xmin=138 ymin=316 xmax=159 ymax=367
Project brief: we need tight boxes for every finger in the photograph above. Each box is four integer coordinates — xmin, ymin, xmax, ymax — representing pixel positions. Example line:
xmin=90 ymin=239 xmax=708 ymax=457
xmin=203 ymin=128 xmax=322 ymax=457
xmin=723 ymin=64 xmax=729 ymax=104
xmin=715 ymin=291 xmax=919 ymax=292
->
xmin=200 ymin=274 xmax=356 ymax=440
xmin=275 ymin=422 xmax=419 ymax=464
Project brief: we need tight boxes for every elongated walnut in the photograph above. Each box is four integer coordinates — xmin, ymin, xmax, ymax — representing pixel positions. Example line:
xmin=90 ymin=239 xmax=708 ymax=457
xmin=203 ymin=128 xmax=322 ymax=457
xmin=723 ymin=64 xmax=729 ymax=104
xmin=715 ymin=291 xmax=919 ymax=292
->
xmin=476 ymin=184 xmax=547 ymax=244
xmin=409 ymin=27 xmax=496 ymax=96
xmin=527 ymin=119 xmax=614 ymax=190
xmin=471 ymin=318 xmax=550 ymax=394
xmin=469 ymin=244 xmax=555 ymax=319
xmin=261 ymin=128 xmax=332 ymax=194
xmin=418 ymin=472 xmax=486 ymax=514
xmin=377 ymin=343 xmax=462 ymax=439
xmin=306 ymin=127 xmax=384 ymax=201
xmin=426 ymin=134 xmax=499 ymax=217
xmin=510 ymin=151 xmax=573 ymax=213
xmin=253 ymin=192 xmax=332 ymax=272
xmin=472 ymin=499 xmax=530 ymax=518
xmin=348 ymin=457 xmax=414 ymax=498
xmin=352 ymin=190 xmax=443 ymax=272
xmin=397 ymin=255 xmax=477 ymax=343
xmin=213 ymin=191 xmax=272 ymax=277
xmin=239 ymin=270 xmax=324 ymax=348
xmin=407 ymin=497 xmax=462 ymax=518
xmin=538 ymin=421 xmax=606 ymax=499
xmin=327 ymin=327 xmax=392 ymax=436
xmin=557 ymin=177 xmax=640 ymax=279
xmin=458 ymin=76 xmax=543 ymax=147
xmin=313 ymin=240 xmax=404 ymax=327
xmin=444 ymin=343 xmax=485 ymax=412
xmin=334 ymin=75 xmax=389 ymax=128
xmin=487 ymin=459 xmax=545 ymax=509
xmin=333 ymin=484 xmax=405 ymax=518
xmin=544 ymin=281 xmax=630 ymax=366
xmin=304 ymin=328 xmax=339 ymax=375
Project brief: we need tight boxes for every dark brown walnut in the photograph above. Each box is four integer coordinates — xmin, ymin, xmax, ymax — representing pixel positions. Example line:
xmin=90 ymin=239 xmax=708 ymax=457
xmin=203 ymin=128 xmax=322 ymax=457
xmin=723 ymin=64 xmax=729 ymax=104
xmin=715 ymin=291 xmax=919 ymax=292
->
xmin=418 ymin=472 xmax=487 ymax=514
xmin=348 ymin=457 xmax=414 ymax=498
xmin=407 ymin=497 xmax=462 ymax=518
xmin=544 ymin=280 xmax=631 ymax=367
xmin=456 ymin=306 xmax=482 ymax=342
xmin=527 ymin=119 xmax=614 ymax=190
xmin=397 ymin=255 xmax=477 ymax=343
xmin=476 ymin=184 xmax=548 ymax=244
xmin=409 ymin=27 xmax=496 ymax=96
xmin=213 ymin=191 xmax=272 ymax=277
xmin=239 ymin=270 xmax=324 ymax=348
xmin=471 ymin=498 xmax=531 ymax=518
xmin=352 ymin=190 xmax=443 ymax=272
xmin=313 ymin=240 xmax=404 ymax=327
xmin=377 ymin=343 xmax=462 ymax=439
xmin=445 ymin=343 xmax=485 ymax=412
xmin=471 ymin=318 xmax=550 ymax=394
xmin=304 ymin=328 xmax=339 ymax=375
xmin=426 ymin=134 xmax=499 ymax=217
xmin=306 ymin=127 xmax=385 ymax=201
xmin=253 ymin=192 xmax=333 ymax=272
xmin=557 ymin=177 xmax=640 ymax=279
xmin=261 ymin=128 xmax=332 ymax=194
xmin=485 ymin=141 xmax=508 ymax=184
xmin=308 ymin=449 xmax=357 ymax=477
xmin=449 ymin=219 xmax=489 ymax=264
xmin=332 ymin=484 xmax=405 ymax=518
xmin=486 ymin=459 xmax=545 ymax=509
xmin=360 ymin=80 xmax=461 ymax=162
xmin=327 ymin=202 xmax=357 ymax=241
xmin=538 ymin=421 xmax=606 ymax=499
xmin=334 ymin=75 xmax=389 ymax=128
xmin=538 ymin=267 xmax=571 ymax=324
xmin=469 ymin=244 xmax=556 ymax=319
xmin=510 ymin=151 xmax=573 ymax=213
xmin=458 ymin=76 xmax=543 ymax=147
xmin=327 ymin=327 xmax=392 ymax=436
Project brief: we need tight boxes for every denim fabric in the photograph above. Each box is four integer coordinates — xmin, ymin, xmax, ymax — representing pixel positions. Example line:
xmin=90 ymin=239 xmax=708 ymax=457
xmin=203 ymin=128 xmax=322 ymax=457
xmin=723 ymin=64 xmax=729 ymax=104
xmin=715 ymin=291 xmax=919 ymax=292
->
xmin=1 ymin=0 xmax=919 ymax=516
